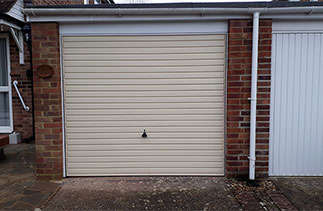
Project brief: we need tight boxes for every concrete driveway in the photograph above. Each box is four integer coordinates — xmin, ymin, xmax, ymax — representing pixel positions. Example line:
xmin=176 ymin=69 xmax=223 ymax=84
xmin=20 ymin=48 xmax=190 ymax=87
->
xmin=2 ymin=144 xmax=323 ymax=211
xmin=44 ymin=177 xmax=242 ymax=210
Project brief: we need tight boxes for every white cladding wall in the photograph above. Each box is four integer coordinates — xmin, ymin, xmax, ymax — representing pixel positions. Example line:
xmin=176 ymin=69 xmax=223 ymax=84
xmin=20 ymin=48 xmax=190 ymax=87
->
xmin=270 ymin=32 xmax=323 ymax=176
xmin=5 ymin=0 xmax=24 ymax=22
xmin=62 ymin=35 xmax=226 ymax=176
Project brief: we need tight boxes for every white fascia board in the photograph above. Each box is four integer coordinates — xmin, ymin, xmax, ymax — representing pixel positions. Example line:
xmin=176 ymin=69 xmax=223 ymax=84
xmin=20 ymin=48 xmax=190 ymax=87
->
xmin=27 ymin=13 xmax=323 ymax=23
xmin=262 ymin=14 xmax=323 ymax=20
xmin=24 ymin=6 xmax=323 ymax=23
xmin=27 ymin=14 xmax=251 ymax=23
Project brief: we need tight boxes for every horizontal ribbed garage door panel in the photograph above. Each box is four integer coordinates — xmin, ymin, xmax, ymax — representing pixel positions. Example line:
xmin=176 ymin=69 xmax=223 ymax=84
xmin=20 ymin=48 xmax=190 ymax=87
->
xmin=65 ymin=103 xmax=224 ymax=110
xmin=66 ymin=120 xmax=224 ymax=128
xmin=66 ymin=91 xmax=223 ymax=97
xmin=65 ymin=78 xmax=223 ymax=85
xmin=65 ymin=84 xmax=224 ymax=91
xmin=66 ymin=126 xmax=223 ymax=133
xmin=63 ymin=34 xmax=225 ymax=176
xmin=67 ymin=132 xmax=223 ymax=139
xmin=63 ymin=35 xmax=225 ymax=42
xmin=63 ymin=40 xmax=224 ymax=48
xmin=67 ymin=168 xmax=224 ymax=176
xmin=68 ymin=162 xmax=223 ymax=169
xmin=68 ymin=156 xmax=223 ymax=163
xmin=64 ymin=53 xmax=225 ymax=61
xmin=68 ymin=144 xmax=223 ymax=151
xmin=64 ymin=47 xmax=225 ymax=54
xmin=65 ymin=97 xmax=223 ymax=104
xmin=64 ymin=60 xmax=224 ymax=67
xmin=68 ymin=150 xmax=224 ymax=157
xmin=67 ymin=139 xmax=223 ymax=145
xmin=64 ymin=72 xmax=224 ymax=79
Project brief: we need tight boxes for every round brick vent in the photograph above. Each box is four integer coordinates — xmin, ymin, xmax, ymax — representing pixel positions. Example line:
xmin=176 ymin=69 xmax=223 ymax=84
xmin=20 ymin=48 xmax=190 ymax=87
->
xmin=35 ymin=65 xmax=54 ymax=78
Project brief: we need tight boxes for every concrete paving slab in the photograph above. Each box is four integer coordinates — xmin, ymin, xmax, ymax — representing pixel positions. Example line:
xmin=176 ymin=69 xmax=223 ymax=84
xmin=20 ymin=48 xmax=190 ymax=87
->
xmin=0 ymin=144 xmax=61 ymax=210
xmin=30 ymin=181 xmax=61 ymax=193
xmin=272 ymin=178 xmax=323 ymax=210
xmin=44 ymin=177 xmax=242 ymax=210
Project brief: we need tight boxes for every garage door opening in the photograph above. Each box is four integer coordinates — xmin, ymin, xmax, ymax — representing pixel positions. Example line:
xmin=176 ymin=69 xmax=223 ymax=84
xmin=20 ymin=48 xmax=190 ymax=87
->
xmin=62 ymin=34 xmax=226 ymax=176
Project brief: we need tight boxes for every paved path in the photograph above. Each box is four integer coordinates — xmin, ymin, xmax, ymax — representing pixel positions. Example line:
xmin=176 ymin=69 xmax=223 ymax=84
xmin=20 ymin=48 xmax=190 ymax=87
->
xmin=272 ymin=178 xmax=323 ymax=211
xmin=0 ymin=144 xmax=61 ymax=210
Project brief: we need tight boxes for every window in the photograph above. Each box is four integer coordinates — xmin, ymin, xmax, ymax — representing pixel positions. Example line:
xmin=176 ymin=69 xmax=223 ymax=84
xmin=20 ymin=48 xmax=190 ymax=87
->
xmin=0 ymin=34 xmax=13 ymax=133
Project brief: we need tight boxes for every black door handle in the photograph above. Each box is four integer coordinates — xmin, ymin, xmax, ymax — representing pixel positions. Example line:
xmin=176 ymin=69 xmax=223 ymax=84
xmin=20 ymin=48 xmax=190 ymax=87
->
xmin=142 ymin=129 xmax=147 ymax=138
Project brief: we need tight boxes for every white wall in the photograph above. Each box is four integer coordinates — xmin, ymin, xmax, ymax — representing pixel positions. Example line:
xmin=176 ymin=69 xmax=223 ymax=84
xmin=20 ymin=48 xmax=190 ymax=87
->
xmin=59 ymin=21 xmax=228 ymax=35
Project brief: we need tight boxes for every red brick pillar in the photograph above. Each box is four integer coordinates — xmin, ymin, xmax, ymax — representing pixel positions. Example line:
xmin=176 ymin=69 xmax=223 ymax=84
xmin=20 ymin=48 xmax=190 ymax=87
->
xmin=31 ymin=23 xmax=63 ymax=180
xmin=226 ymin=19 xmax=272 ymax=178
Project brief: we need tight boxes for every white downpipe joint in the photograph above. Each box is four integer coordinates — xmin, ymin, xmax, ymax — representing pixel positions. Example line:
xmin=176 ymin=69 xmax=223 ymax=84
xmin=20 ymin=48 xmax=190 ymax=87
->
xmin=249 ymin=12 xmax=260 ymax=180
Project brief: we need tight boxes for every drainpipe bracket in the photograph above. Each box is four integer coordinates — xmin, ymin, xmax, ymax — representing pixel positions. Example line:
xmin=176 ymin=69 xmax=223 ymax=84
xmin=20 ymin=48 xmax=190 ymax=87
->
xmin=248 ymin=156 xmax=256 ymax=161
xmin=248 ymin=98 xmax=257 ymax=101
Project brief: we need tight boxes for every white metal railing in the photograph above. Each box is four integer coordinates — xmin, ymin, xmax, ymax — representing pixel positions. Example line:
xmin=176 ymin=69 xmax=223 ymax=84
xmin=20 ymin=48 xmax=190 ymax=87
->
xmin=13 ymin=80 xmax=30 ymax=111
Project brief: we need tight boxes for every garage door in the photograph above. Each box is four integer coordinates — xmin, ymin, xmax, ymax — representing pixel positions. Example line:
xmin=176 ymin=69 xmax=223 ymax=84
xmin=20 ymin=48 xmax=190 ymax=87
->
xmin=270 ymin=33 xmax=323 ymax=176
xmin=62 ymin=35 xmax=226 ymax=176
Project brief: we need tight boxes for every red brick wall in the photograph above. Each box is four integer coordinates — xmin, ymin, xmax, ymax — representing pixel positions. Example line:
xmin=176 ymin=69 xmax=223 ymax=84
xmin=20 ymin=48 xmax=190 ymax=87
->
xmin=31 ymin=23 xmax=63 ymax=180
xmin=226 ymin=19 xmax=272 ymax=178
xmin=9 ymin=36 xmax=34 ymax=140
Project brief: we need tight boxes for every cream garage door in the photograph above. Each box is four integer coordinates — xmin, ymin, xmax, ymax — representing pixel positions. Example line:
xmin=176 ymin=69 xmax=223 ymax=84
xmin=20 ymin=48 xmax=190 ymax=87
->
xmin=63 ymin=35 xmax=226 ymax=176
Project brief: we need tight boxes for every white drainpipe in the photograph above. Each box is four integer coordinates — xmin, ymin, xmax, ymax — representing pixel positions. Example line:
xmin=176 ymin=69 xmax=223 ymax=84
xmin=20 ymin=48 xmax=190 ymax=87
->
xmin=249 ymin=12 xmax=260 ymax=180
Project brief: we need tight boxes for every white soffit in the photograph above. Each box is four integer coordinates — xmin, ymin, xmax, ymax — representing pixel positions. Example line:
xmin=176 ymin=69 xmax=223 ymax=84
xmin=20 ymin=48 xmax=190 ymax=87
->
xmin=59 ymin=21 xmax=228 ymax=35
xmin=273 ymin=20 xmax=323 ymax=33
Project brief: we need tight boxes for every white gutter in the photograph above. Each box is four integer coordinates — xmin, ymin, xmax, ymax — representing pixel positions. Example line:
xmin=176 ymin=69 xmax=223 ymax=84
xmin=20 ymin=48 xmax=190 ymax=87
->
xmin=249 ymin=12 xmax=260 ymax=181
xmin=23 ymin=6 xmax=323 ymax=16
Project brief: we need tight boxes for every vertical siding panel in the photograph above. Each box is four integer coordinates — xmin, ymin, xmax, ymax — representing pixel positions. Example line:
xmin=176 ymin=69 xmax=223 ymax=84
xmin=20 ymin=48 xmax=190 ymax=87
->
xmin=317 ymin=34 xmax=323 ymax=176
xmin=279 ymin=34 xmax=289 ymax=175
xmin=269 ymin=34 xmax=276 ymax=176
xmin=298 ymin=34 xmax=308 ymax=175
xmin=270 ymin=32 xmax=323 ymax=176
xmin=310 ymin=34 xmax=320 ymax=176
xmin=304 ymin=34 xmax=314 ymax=175
xmin=285 ymin=33 xmax=294 ymax=175
xmin=291 ymin=34 xmax=302 ymax=175
xmin=273 ymin=34 xmax=283 ymax=175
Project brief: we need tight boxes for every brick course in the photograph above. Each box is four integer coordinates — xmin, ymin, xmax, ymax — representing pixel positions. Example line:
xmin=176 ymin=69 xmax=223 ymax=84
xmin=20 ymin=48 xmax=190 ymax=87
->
xmin=226 ymin=19 xmax=272 ymax=178
xmin=31 ymin=23 xmax=63 ymax=180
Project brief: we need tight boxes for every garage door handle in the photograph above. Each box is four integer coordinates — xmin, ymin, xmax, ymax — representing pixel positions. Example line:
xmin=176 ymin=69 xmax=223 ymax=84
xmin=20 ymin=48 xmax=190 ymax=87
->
xmin=142 ymin=129 xmax=147 ymax=138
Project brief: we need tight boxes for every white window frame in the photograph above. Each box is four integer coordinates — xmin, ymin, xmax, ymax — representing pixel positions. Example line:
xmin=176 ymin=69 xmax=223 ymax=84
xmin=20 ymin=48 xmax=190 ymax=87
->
xmin=0 ymin=34 xmax=13 ymax=133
